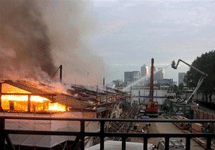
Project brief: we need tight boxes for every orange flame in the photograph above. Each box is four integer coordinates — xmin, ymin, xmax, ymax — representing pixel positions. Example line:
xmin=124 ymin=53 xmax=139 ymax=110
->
xmin=48 ymin=103 xmax=66 ymax=111
xmin=1 ymin=83 xmax=66 ymax=112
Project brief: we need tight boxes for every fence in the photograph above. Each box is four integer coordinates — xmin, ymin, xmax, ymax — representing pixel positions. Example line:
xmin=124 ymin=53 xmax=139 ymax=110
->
xmin=0 ymin=116 xmax=215 ymax=150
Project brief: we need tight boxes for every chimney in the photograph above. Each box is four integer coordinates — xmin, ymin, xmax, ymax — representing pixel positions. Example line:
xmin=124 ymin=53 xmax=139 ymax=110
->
xmin=59 ymin=65 xmax=62 ymax=83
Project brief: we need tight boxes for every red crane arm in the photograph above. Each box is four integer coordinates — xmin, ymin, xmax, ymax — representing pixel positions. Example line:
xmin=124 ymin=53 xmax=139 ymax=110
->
xmin=150 ymin=58 xmax=154 ymax=102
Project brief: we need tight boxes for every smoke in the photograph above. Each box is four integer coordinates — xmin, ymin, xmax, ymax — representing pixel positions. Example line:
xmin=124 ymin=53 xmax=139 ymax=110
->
xmin=0 ymin=0 xmax=56 ymax=80
xmin=0 ymin=0 xmax=107 ymax=85
xmin=37 ymin=0 xmax=107 ymax=85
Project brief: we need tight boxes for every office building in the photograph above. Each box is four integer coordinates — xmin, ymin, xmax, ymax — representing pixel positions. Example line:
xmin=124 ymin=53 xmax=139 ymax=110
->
xmin=178 ymin=72 xmax=186 ymax=85
xmin=141 ymin=65 xmax=149 ymax=77
xmin=154 ymin=68 xmax=165 ymax=81
xmin=124 ymin=71 xmax=141 ymax=85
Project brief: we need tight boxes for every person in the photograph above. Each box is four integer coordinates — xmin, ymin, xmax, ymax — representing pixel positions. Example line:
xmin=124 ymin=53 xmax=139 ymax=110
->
xmin=204 ymin=124 xmax=211 ymax=133
xmin=196 ymin=103 xmax=200 ymax=109
xmin=152 ymin=145 xmax=158 ymax=150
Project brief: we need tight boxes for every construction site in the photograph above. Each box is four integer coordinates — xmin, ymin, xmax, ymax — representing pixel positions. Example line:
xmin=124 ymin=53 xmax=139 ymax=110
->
xmin=0 ymin=58 xmax=214 ymax=150
xmin=0 ymin=1 xmax=215 ymax=149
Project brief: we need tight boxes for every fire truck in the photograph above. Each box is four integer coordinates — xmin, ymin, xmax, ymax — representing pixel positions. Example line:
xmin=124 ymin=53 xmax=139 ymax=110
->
xmin=171 ymin=59 xmax=208 ymax=104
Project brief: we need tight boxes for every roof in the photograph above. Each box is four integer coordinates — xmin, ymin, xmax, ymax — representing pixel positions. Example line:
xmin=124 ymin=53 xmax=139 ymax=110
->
xmin=70 ymin=84 xmax=125 ymax=96
xmin=1 ymin=79 xmax=122 ymax=111
xmin=2 ymin=80 xmax=62 ymax=95
xmin=1 ymin=80 xmax=90 ymax=110
xmin=53 ymin=95 xmax=90 ymax=109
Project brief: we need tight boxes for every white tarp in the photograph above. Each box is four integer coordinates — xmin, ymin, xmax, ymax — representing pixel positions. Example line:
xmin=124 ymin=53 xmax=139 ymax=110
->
xmin=0 ymin=112 xmax=99 ymax=148
xmin=85 ymin=140 xmax=154 ymax=150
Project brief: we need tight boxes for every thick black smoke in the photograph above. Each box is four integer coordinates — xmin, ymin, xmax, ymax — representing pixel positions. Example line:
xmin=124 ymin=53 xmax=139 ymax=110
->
xmin=0 ymin=0 xmax=107 ymax=85
xmin=0 ymin=0 xmax=56 ymax=80
xmin=37 ymin=0 xmax=107 ymax=85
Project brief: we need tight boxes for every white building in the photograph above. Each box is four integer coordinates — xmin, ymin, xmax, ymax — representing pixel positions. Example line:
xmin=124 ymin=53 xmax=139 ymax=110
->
xmin=154 ymin=68 xmax=165 ymax=81
xmin=141 ymin=64 xmax=149 ymax=77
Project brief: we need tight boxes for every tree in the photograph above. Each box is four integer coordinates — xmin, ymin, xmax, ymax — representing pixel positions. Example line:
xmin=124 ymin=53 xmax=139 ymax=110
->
xmin=184 ymin=50 xmax=215 ymax=102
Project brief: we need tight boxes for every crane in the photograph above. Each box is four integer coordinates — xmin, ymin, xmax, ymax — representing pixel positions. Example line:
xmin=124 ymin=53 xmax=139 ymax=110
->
xmin=171 ymin=59 xmax=208 ymax=104
xmin=145 ymin=58 xmax=159 ymax=117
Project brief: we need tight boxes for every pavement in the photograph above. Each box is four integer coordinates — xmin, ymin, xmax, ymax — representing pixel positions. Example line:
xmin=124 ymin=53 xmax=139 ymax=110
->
xmin=130 ymin=115 xmax=204 ymax=150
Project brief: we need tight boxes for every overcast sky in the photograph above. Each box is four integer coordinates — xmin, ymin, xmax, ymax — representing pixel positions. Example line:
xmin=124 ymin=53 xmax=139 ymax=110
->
xmin=90 ymin=0 xmax=215 ymax=83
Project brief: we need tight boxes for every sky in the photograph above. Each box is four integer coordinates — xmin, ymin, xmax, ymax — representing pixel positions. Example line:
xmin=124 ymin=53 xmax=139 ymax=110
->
xmin=90 ymin=0 xmax=215 ymax=84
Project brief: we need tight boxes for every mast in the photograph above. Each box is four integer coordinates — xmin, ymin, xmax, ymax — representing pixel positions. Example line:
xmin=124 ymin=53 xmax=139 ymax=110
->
xmin=150 ymin=58 xmax=154 ymax=102
xmin=59 ymin=65 xmax=62 ymax=83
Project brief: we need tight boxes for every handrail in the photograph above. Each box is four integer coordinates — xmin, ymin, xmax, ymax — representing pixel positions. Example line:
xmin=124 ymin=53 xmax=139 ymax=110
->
xmin=0 ymin=116 xmax=215 ymax=122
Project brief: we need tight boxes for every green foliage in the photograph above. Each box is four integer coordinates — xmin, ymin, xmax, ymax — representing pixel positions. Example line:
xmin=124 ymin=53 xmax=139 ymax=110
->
xmin=184 ymin=50 xmax=215 ymax=101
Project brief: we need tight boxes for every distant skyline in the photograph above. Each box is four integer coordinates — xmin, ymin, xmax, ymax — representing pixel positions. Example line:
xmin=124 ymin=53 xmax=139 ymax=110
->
xmin=91 ymin=0 xmax=215 ymax=83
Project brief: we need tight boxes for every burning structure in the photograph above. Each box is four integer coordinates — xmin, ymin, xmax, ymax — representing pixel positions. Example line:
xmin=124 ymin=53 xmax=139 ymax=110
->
xmin=0 ymin=0 xmax=124 ymax=149
xmin=0 ymin=79 xmax=125 ymax=149
xmin=0 ymin=79 xmax=123 ymax=113
xmin=1 ymin=80 xmax=65 ymax=112
xmin=0 ymin=0 xmax=109 ymax=113
xmin=0 ymin=80 xmax=87 ymax=113
xmin=0 ymin=0 xmax=106 ymax=85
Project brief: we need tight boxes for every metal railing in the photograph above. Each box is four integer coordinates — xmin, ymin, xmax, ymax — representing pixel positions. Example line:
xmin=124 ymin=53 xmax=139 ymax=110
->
xmin=0 ymin=116 xmax=215 ymax=150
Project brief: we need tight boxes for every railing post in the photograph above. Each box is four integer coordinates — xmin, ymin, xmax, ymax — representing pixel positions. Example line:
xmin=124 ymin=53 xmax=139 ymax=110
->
xmin=144 ymin=137 xmax=147 ymax=150
xmin=80 ymin=120 xmax=85 ymax=150
xmin=5 ymin=134 xmax=15 ymax=150
xmin=165 ymin=137 xmax=169 ymax=150
xmin=122 ymin=136 xmax=126 ymax=150
xmin=100 ymin=120 xmax=105 ymax=150
xmin=0 ymin=83 xmax=2 ymax=110
xmin=28 ymin=95 xmax=31 ymax=112
xmin=0 ymin=118 xmax=5 ymax=149
xmin=207 ymin=136 xmax=212 ymax=150
xmin=186 ymin=137 xmax=190 ymax=150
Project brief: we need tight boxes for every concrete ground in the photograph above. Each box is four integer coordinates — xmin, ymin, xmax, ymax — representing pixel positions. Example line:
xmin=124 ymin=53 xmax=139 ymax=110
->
xmin=130 ymin=116 xmax=204 ymax=150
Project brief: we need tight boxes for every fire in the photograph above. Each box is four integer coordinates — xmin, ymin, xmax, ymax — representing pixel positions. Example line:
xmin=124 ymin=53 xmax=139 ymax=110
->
xmin=1 ymin=83 xmax=66 ymax=112
xmin=1 ymin=95 xmax=49 ymax=102
xmin=30 ymin=96 xmax=49 ymax=103
xmin=2 ymin=95 xmax=28 ymax=101
xmin=2 ymin=83 xmax=31 ymax=93
xmin=48 ymin=103 xmax=66 ymax=111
